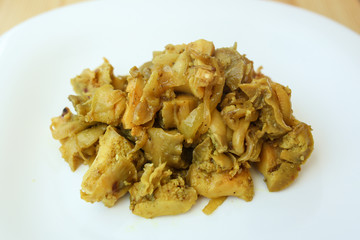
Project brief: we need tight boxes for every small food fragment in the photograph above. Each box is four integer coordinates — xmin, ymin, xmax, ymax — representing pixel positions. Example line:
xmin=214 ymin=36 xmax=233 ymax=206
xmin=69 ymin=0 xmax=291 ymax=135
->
xmin=80 ymin=126 xmax=144 ymax=207
xmin=50 ymin=39 xmax=314 ymax=218
xmin=202 ymin=197 xmax=227 ymax=215
xmin=129 ymin=163 xmax=198 ymax=218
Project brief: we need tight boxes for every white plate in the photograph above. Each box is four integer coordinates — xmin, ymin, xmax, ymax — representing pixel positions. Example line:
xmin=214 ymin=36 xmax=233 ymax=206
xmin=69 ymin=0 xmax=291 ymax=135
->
xmin=1 ymin=0 xmax=359 ymax=239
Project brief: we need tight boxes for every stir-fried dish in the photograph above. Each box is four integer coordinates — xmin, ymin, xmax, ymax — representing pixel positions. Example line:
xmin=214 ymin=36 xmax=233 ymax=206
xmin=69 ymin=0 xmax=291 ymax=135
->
xmin=50 ymin=39 xmax=314 ymax=218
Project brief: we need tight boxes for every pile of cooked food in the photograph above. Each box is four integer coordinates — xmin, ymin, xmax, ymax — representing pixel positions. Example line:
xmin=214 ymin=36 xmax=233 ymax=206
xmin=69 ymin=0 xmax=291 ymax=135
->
xmin=50 ymin=39 xmax=314 ymax=218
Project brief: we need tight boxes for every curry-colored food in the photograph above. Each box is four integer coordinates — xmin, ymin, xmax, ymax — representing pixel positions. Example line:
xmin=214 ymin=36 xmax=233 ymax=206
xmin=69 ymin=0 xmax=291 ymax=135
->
xmin=50 ymin=39 xmax=314 ymax=218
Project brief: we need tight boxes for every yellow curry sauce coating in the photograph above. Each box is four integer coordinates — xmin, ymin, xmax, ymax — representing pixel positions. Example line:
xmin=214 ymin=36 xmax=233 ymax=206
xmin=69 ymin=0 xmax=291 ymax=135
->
xmin=50 ymin=39 xmax=314 ymax=218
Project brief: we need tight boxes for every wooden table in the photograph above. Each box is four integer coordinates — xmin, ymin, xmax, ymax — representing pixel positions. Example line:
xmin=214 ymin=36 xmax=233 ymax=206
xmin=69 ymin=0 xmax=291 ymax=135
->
xmin=1 ymin=0 xmax=359 ymax=35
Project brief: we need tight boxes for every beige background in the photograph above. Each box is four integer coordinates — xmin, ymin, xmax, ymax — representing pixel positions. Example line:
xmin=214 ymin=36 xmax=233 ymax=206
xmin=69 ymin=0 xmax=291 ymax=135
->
xmin=0 ymin=0 xmax=359 ymax=35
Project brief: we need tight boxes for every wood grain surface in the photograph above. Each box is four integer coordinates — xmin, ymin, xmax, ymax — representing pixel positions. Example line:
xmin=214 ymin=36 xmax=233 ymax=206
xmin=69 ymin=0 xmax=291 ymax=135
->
xmin=0 ymin=0 xmax=359 ymax=35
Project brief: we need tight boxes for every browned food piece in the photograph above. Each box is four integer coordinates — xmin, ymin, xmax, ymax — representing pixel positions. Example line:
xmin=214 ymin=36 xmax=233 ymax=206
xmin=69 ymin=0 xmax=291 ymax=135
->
xmin=187 ymin=39 xmax=216 ymax=99
xmin=208 ymin=109 xmax=228 ymax=153
xmin=160 ymin=95 xmax=198 ymax=129
xmin=240 ymin=78 xmax=292 ymax=139
xmin=142 ymin=128 xmax=188 ymax=169
xmin=70 ymin=84 xmax=126 ymax=125
xmin=112 ymin=75 xmax=128 ymax=91
xmin=81 ymin=126 xmax=145 ymax=207
xmin=271 ymin=82 xmax=295 ymax=126
xmin=188 ymin=137 xmax=254 ymax=201
xmin=235 ymin=126 xmax=264 ymax=163
xmin=178 ymin=103 xmax=205 ymax=143
xmin=129 ymin=163 xmax=198 ymax=218
xmin=129 ymin=44 xmax=190 ymax=126
xmin=59 ymin=124 xmax=106 ymax=171
xmin=121 ymin=67 xmax=146 ymax=130
xmin=71 ymin=58 xmax=122 ymax=96
xmin=256 ymin=122 xmax=314 ymax=191
xmin=220 ymin=92 xmax=260 ymax=156
xmin=50 ymin=107 xmax=95 ymax=140
xmin=220 ymin=91 xmax=258 ymax=124
xmin=189 ymin=164 xmax=254 ymax=201
xmin=215 ymin=46 xmax=255 ymax=90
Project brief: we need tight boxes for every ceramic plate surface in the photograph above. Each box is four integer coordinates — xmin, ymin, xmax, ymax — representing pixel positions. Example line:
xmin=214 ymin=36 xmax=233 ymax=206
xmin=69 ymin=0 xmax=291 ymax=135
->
xmin=0 ymin=0 xmax=359 ymax=239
